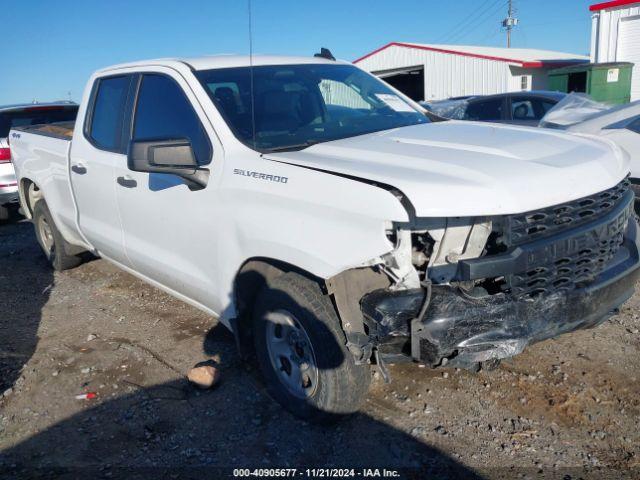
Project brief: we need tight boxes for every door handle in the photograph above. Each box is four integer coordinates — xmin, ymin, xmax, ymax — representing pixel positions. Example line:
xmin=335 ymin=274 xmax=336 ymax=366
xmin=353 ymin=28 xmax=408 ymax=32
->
xmin=71 ymin=164 xmax=87 ymax=175
xmin=117 ymin=176 xmax=137 ymax=188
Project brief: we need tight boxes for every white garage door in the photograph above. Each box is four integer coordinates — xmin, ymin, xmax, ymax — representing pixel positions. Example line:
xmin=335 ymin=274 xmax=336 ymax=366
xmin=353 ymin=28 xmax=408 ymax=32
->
xmin=618 ymin=16 xmax=640 ymax=101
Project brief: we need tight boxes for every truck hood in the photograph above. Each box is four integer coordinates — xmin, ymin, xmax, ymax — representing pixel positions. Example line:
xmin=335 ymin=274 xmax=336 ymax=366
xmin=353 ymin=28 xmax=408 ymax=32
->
xmin=266 ymin=121 xmax=629 ymax=217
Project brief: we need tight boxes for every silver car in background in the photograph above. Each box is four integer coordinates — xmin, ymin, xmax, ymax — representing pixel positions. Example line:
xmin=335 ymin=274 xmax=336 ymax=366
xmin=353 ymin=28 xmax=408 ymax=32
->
xmin=421 ymin=91 xmax=566 ymax=126
xmin=539 ymin=94 xmax=640 ymax=212
xmin=0 ymin=102 xmax=78 ymax=220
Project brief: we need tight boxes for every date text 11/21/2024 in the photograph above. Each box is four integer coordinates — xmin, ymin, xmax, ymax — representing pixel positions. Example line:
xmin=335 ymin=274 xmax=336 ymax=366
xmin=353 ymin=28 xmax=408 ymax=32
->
xmin=232 ymin=468 xmax=401 ymax=477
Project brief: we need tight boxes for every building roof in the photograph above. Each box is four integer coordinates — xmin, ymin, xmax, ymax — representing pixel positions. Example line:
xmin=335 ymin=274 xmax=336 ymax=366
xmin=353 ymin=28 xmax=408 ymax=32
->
xmin=546 ymin=61 xmax=634 ymax=74
xmin=353 ymin=42 xmax=589 ymax=68
xmin=590 ymin=0 xmax=639 ymax=12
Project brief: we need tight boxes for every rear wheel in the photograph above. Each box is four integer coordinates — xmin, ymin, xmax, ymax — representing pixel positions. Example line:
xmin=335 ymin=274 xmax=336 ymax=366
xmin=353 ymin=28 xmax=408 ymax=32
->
xmin=252 ymin=272 xmax=371 ymax=421
xmin=33 ymin=200 xmax=82 ymax=271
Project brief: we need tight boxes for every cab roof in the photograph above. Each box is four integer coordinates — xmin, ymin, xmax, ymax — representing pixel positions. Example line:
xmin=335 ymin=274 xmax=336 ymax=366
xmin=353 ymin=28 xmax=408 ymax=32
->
xmin=98 ymin=54 xmax=347 ymax=74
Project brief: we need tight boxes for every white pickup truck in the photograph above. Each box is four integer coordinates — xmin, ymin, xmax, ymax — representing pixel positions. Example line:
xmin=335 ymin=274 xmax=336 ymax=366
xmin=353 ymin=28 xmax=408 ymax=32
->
xmin=9 ymin=54 xmax=640 ymax=421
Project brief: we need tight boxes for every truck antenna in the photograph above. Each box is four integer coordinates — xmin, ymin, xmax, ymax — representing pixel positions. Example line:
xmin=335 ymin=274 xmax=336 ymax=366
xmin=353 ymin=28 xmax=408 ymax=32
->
xmin=248 ymin=0 xmax=257 ymax=149
xmin=314 ymin=48 xmax=336 ymax=61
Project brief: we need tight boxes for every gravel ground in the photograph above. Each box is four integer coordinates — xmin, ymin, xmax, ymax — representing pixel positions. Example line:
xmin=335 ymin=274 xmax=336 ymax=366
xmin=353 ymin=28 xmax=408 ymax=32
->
xmin=1 ymin=219 xmax=639 ymax=479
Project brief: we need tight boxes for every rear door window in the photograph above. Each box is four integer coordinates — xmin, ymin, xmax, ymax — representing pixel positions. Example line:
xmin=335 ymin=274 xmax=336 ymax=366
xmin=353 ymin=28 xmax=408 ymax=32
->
xmin=88 ymin=75 xmax=133 ymax=152
xmin=464 ymin=98 xmax=505 ymax=121
xmin=510 ymin=97 xmax=557 ymax=121
xmin=511 ymin=99 xmax=536 ymax=120
xmin=133 ymin=74 xmax=212 ymax=165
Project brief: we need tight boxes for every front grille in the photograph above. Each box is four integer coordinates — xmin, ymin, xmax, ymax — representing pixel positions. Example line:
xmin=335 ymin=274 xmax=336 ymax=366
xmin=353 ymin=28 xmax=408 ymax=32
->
xmin=505 ymin=178 xmax=631 ymax=246
xmin=498 ymin=178 xmax=633 ymax=298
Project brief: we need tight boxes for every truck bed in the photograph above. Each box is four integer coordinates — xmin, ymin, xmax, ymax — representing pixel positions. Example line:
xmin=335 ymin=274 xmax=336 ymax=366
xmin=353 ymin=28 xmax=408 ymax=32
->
xmin=14 ymin=121 xmax=75 ymax=140
xmin=9 ymin=122 xmax=79 ymax=244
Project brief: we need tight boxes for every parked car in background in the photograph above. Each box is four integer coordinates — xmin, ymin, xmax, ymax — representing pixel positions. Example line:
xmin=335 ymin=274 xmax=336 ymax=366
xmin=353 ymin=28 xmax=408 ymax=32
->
xmin=540 ymin=96 xmax=640 ymax=211
xmin=9 ymin=55 xmax=639 ymax=420
xmin=421 ymin=91 xmax=566 ymax=126
xmin=538 ymin=93 xmax=612 ymax=130
xmin=0 ymin=102 xmax=78 ymax=220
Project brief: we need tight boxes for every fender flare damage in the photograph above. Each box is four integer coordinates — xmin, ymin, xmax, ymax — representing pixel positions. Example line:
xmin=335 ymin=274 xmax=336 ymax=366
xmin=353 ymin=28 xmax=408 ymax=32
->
xmin=325 ymin=267 xmax=391 ymax=363
xmin=232 ymin=257 xmax=394 ymax=363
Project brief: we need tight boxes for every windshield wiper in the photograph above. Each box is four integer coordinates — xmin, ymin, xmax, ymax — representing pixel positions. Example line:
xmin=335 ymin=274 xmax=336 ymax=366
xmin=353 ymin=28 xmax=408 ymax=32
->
xmin=263 ymin=140 xmax=322 ymax=153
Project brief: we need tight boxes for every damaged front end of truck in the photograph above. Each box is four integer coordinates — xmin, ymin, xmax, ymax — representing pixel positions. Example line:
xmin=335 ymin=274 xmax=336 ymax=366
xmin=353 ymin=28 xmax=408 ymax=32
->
xmin=331 ymin=177 xmax=640 ymax=372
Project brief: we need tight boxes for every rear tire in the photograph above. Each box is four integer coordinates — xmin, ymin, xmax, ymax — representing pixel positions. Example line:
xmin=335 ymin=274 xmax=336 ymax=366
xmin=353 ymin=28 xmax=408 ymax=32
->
xmin=252 ymin=272 xmax=371 ymax=422
xmin=33 ymin=200 xmax=82 ymax=271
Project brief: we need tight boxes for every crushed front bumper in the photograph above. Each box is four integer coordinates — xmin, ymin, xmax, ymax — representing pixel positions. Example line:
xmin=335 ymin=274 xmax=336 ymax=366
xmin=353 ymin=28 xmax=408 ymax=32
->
xmin=361 ymin=218 xmax=640 ymax=369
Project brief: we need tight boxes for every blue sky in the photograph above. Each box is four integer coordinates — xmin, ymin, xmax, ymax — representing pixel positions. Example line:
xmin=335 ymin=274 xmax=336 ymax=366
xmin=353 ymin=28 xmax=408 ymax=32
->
xmin=3 ymin=0 xmax=595 ymax=105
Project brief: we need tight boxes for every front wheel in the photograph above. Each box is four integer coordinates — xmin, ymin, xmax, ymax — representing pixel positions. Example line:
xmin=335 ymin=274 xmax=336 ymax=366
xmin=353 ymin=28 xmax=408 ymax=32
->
xmin=253 ymin=272 xmax=371 ymax=421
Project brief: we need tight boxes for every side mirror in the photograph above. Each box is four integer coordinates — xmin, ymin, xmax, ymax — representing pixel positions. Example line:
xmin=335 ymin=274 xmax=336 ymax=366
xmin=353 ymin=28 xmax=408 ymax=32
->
xmin=128 ymin=138 xmax=209 ymax=188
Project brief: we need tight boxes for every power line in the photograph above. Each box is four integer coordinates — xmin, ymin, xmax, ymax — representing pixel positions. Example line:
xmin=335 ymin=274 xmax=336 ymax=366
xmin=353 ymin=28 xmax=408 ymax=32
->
xmin=445 ymin=0 xmax=507 ymax=44
xmin=478 ymin=27 xmax=504 ymax=45
xmin=446 ymin=0 xmax=508 ymax=45
xmin=435 ymin=0 xmax=496 ymax=44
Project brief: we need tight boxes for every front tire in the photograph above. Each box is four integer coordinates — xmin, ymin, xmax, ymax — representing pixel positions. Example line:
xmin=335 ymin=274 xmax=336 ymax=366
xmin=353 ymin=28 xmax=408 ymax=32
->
xmin=33 ymin=200 xmax=82 ymax=271
xmin=253 ymin=272 xmax=371 ymax=421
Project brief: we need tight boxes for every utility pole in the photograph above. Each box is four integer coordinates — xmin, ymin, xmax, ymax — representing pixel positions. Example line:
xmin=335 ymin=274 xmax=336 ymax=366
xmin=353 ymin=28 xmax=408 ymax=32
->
xmin=502 ymin=0 xmax=518 ymax=48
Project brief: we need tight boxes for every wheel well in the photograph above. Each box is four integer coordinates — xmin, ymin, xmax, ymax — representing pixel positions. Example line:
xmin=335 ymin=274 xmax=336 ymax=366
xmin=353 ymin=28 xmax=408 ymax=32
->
xmin=20 ymin=178 xmax=41 ymax=218
xmin=233 ymin=258 xmax=322 ymax=354
xmin=232 ymin=259 xmax=390 ymax=363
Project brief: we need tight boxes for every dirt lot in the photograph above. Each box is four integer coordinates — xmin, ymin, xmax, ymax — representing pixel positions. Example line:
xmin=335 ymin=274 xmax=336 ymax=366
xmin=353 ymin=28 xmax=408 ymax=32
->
xmin=1 ymin=218 xmax=639 ymax=479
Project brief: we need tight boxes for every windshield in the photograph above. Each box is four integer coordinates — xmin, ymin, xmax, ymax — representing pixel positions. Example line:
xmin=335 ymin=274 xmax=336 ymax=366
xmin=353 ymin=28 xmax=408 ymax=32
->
xmin=0 ymin=106 xmax=78 ymax=138
xmin=196 ymin=64 xmax=428 ymax=152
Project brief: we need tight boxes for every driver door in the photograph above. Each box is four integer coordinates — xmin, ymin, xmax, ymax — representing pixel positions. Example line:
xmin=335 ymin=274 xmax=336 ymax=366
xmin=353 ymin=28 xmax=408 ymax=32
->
xmin=114 ymin=69 xmax=221 ymax=310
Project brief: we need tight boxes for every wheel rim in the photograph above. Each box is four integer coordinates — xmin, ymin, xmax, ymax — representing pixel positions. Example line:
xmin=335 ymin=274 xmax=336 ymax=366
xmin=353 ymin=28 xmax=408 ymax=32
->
xmin=264 ymin=309 xmax=319 ymax=399
xmin=37 ymin=215 xmax=54 ymax=256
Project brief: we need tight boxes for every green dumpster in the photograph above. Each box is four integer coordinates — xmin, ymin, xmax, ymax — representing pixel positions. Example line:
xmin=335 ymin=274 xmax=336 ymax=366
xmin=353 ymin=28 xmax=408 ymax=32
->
xmin=548 ymin=62 xmax=633 ymax=104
